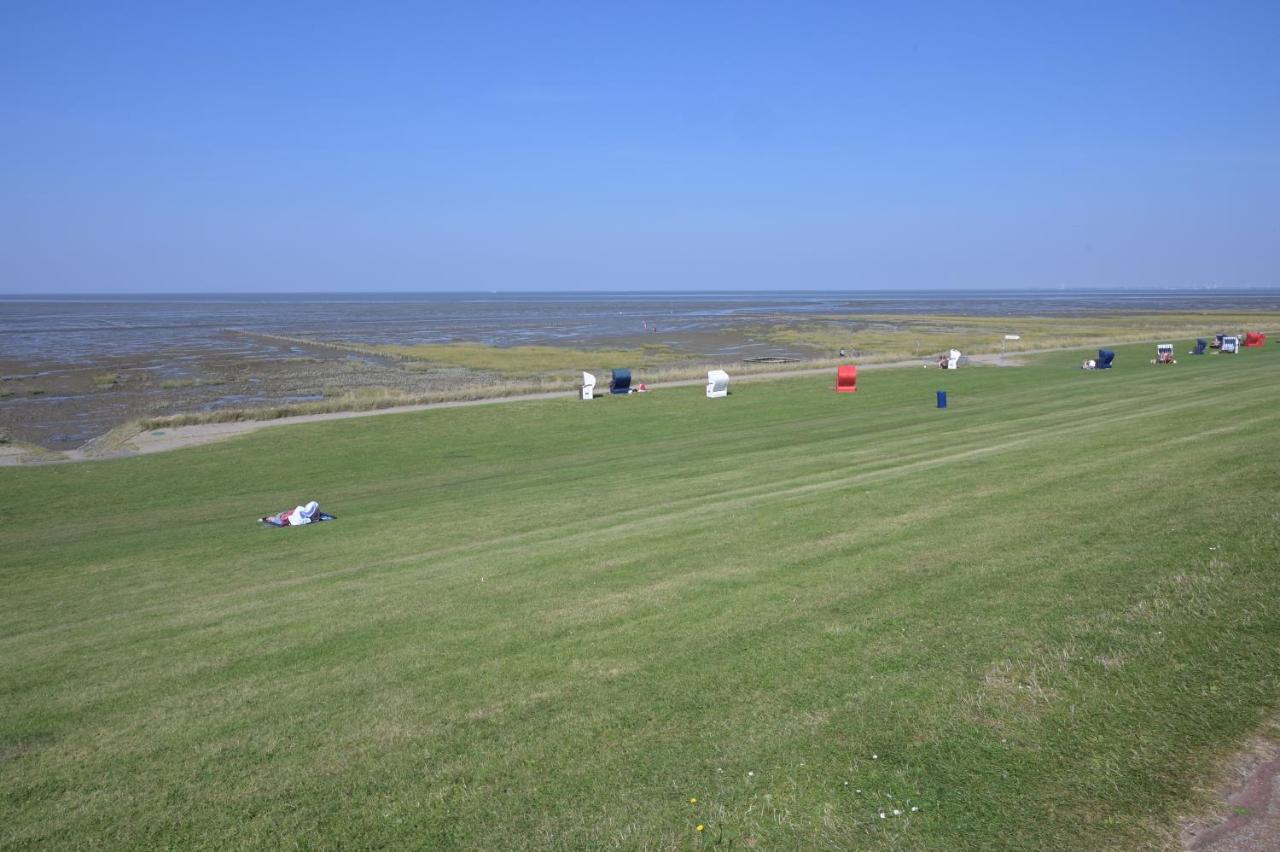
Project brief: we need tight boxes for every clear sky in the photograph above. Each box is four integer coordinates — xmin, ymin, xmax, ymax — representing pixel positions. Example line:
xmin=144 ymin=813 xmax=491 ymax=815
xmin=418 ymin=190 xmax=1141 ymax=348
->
xmin=3 ymin=1 xmax=1278 ymax=293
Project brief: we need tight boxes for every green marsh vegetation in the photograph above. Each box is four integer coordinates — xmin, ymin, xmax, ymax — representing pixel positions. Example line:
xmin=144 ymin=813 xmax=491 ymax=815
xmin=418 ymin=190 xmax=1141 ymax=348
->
xmin=231 ymin=331 xmax=681 ymax=375
xmin=130 ymin=381 xmax=573 ymax=432
xmin=761 ymin=311 xmax=1280 ymax=358
xmin=378 ymin=342 xmax=679 ymax=375
xmin=2 ymin=341 xmax=1279 ymax=848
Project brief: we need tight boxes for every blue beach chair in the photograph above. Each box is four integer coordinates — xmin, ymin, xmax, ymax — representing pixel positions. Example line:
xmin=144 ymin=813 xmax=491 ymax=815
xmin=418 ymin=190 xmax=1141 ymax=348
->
xmin=1096 ymin=349 xmax=1115 ymax=369
xmin=610 ymin=368 xmax=632 ymax=394
xmin=1190 ymin=339 xmax=1207 ymax=355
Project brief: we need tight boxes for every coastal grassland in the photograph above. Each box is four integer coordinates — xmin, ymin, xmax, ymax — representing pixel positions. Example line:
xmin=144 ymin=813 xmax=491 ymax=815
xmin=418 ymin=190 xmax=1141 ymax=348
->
xmin=230 ymin=330 xmax=683 ymax=375
xmin=120 ymin=363 xmax=802 ymax=435
xmin=0 ymin=440 xmax=64 ymax=464
xmin=129 ymin=381 xmax=577 ymax=432
xmin=377 ymin=342 xmax=679 ymax=374
xmin=761 ymin=311 xmax=1280 ymax=357
xmin=145 ymin=314 xmax=1277 ymax=434
xmin=2 ymin=342 xmax=1279 ymax=849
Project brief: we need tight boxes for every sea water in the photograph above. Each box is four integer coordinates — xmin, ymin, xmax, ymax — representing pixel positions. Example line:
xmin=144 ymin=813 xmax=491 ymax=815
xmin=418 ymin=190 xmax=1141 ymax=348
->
xmin=4 ymin=289 xmax=1278 ymax=363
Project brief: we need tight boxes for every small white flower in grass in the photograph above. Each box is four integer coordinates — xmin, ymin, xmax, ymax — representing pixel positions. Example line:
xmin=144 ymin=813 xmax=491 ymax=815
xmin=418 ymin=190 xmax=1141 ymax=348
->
xmin=855 ymin=789 xmax=862 ymax=794
xmin=893 ymin=809 xmax=902 ymax=816
xmin=879 ymin=812 xmax=886 ymax=819
xmin=872 ymin=754 xmax=878 ymax=759
xmin=911 ymin=806 xmax=919 ymax=812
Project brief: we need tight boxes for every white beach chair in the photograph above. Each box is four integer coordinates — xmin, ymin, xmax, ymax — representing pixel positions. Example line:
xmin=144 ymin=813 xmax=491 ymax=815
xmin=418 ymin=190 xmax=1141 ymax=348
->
xmin=946 ymin=349 xmax=961 ymax=369
xmin=706 ymin=369 xmax=729 ymax=398
xmin=1222 ymin=336 xmax=1240 ymax=354
xmin=581 ymin=371 xmax=596 ymax=400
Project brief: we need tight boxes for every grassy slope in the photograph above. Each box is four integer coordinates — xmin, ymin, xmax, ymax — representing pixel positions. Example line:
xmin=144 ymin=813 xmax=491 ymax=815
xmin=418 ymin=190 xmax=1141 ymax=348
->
xmin=2 ymin=342 xmax=1278 ymax=850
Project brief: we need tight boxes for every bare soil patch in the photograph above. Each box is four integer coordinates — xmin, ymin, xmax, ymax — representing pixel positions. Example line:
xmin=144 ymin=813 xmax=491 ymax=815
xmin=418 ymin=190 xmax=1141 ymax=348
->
xmin=1183 ymin=721 xmax=1280 ymax=852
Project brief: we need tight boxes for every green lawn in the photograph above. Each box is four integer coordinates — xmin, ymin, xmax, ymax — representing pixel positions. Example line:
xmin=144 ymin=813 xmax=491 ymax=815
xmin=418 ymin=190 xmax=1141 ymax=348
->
xmin=3 ymin=342 xmax=1278 ymax=849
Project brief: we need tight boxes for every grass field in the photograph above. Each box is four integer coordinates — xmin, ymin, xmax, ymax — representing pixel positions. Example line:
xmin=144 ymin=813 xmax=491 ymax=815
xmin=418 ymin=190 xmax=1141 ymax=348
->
xmin=3 ymin=342 xmax=1279 ymax=849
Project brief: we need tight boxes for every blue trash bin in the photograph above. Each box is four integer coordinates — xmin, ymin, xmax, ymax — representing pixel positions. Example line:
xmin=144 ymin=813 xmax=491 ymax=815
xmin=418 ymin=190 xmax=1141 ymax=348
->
xmin=936 ymin=390 xmax=947 ymax=409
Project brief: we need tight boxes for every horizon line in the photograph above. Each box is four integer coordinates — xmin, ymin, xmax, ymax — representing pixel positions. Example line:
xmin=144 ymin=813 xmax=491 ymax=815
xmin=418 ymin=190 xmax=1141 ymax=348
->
xmin=4 ymin=284 xmax=1280 ymax=299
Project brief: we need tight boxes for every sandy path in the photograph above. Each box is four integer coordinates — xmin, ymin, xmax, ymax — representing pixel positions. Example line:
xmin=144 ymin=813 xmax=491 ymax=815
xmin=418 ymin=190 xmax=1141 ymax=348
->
xmin=1183 ymin=725 xmax=1280 ymax=852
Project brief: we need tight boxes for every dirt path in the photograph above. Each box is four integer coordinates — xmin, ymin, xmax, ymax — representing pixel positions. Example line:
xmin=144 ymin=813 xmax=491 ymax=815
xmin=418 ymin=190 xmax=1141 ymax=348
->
xmin=1183 ymin=724 xmax=1280 ymax=852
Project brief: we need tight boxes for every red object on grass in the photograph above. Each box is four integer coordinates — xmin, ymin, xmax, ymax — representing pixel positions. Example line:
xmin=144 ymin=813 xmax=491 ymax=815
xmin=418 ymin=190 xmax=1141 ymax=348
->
xmin=1244 ymin=332 xmax=1266 ymax=348
xmin=837 ymin=364 xmax=858 ymax=393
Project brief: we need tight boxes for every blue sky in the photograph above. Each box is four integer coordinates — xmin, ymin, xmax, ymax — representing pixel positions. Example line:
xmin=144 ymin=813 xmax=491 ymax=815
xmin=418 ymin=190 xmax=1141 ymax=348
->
xmin=2 ymin=1 xmax=1277 ymax=292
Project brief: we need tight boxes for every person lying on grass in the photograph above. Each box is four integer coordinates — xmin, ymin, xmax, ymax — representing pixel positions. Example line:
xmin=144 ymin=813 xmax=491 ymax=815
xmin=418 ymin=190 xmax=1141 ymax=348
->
xmin=260 ymin=501 xmax=322 ymax=526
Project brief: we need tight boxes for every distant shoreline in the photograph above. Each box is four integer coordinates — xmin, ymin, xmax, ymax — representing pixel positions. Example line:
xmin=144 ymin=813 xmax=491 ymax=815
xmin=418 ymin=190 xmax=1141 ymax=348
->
xmin=5 ymin=285 xmax=1280 ymax=300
